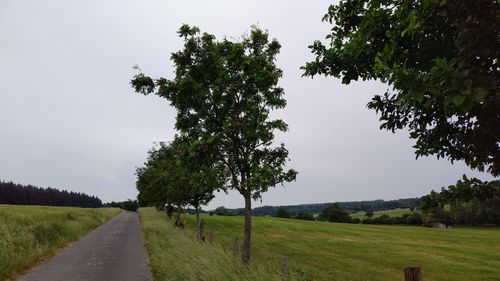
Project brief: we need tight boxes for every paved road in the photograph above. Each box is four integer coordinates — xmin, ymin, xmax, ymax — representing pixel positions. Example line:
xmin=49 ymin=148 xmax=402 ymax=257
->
xmin=17 ymin=212 xmax=152 ymax=281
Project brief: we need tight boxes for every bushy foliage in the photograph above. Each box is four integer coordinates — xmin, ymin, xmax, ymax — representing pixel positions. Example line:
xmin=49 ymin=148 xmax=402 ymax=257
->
xmin=421 ymin=176 xmax=500 ymax=225
xmin=214 ymin=206 xmax=233 ymax=216
xmin=104 ymin=200 xmax=139 ymax=211
xmin=350 ymin=218 xmax=361 ymax=224
xmin=294 ymin=212 xmax=315 ymax=221
xmin=319 ymin=204 xmax=352 ymax=223
xmin=275 ymin=207 xmax=292 ymax=218
xmin=135 ymin=137 xmax=222 ymax=219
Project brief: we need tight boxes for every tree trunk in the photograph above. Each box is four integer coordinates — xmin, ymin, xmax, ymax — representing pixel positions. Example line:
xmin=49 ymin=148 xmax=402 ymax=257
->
xmin=195 ymin=205 xmax=200 ymax=227
xmin=242 ymin=193 xmax=252 ymax=265
xmin=175 ymin=204 xmax=183 ymax=227
xmin=195 ymin=205 xmax=201 ymax=239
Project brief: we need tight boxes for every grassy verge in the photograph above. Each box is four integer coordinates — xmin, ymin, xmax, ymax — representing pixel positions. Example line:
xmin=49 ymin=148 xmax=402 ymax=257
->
xmin=0 ymin=205 xmax=122 ymax=280
xmin=183 ymin=213 xmax=500 ymax=281
xmin=138 ymin=208 xmax=303 ymax=281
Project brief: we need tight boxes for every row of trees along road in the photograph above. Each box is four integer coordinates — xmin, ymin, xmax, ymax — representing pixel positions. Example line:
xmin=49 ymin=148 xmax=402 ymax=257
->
xmin=131 ymin=0 xmax=498 ymax=266
xmin=131 ymin=26 xmax=297 ymax=265
xmin=135 ymin=137 xmax=223 ymax=225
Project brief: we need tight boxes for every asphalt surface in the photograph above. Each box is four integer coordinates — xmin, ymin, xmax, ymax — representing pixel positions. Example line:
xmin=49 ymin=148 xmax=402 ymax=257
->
xmin=17 ymin=212 xmax=152 ymax=281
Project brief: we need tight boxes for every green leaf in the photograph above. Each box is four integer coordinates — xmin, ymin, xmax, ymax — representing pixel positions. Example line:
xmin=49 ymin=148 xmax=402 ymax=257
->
xmin=452 ymin=95 xmax=466 ymax=106
xmin=472 ymin=88 xmax=488 ymax=102
xmin=410 ymin=92 xmax=423 ymax=104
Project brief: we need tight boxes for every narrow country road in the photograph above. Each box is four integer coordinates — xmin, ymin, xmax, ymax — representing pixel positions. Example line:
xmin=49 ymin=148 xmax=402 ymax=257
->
xmin=17 ymin=212 xmax=152 ymax=281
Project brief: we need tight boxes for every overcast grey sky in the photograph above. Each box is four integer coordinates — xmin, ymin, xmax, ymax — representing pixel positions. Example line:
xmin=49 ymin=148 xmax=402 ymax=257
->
xmin=0 ymin=0 xmax=495 ymax=209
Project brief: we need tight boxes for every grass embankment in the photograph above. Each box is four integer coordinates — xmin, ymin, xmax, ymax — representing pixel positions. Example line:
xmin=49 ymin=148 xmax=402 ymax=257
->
xmin=180 ymin=213 xmax=500 ymax=281
xmin=138 ymin=208 xmax=301 ymax=281
xmin=0 ymin=205 xmax=121 ymax=281
xmin=349 ymin=208 xmax=412 ymax=219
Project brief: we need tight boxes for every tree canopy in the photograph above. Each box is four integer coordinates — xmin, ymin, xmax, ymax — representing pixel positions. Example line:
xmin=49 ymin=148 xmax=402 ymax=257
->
xmin=135 ymin=137 xmax=222 ymax=223
xmin=304 ymin=0 xmax=499 ymax=176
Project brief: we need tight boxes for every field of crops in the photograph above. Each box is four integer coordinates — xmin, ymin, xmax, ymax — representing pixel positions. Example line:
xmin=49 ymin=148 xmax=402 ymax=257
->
xmin=166 ymin=210 xmax=500 ymax=281
xmin=0 ymin=205 xmax=121 ymax=281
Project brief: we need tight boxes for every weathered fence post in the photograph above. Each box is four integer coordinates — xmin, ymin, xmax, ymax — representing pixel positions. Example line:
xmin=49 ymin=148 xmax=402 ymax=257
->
xmin=232 ymin=238 xmax=239 ymax=256
xmin=182 ymin=213 xmax=187 ymax=229
xmin=197 ymin=219 xmax=206 ymax=241
xmin=174 ymin=212 xmax=180 ymax=227
xmin=404 ymin=267 xmax=422 ymax=281
xmin=281 ymin=256 xmax=290 ymax=281
xmin=208 ymin=229 xmax=214 ymax=245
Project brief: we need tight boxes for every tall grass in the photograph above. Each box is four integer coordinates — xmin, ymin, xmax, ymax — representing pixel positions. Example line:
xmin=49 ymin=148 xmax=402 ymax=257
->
xmin=138 ymin=208 xmax=304 ymax=281
xmin=0 ymin=205 xmax=121 ymax=281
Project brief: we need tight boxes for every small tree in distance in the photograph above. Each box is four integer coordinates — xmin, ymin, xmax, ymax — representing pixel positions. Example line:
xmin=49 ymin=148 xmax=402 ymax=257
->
xmin=320 ymin=204 xmax=352 ymax=223
xmin=131 ymin=25 xmax=297 ymax=265
xmin=295 ymin=212 xmax=314 ymax=221
xmin=276 ymin=207 xmax=292 ymax=218
xmin=214 ymin=206 xmax=231 ymax=216
xmin=365 ymin=210 xmax=374 ymax=218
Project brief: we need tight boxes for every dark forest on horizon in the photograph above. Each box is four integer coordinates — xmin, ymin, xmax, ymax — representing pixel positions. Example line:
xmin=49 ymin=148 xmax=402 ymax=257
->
xmin=0 ymin=181 xmax=102 ymax=208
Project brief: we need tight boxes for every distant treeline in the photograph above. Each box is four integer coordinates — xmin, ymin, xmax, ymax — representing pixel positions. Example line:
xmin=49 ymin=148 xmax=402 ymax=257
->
xmin=271 ymin=204 xmax=423 ymax=226
xmin=104 ymin=200 xmax=139 ymax=211
xmin=213 ymin=198 xmax=420 ymax=216
xmin=0 ymin=181 xmax=102 ymax=208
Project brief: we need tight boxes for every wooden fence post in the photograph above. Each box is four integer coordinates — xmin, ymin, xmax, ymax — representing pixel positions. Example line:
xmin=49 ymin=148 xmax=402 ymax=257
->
xmin=404 ymin=267 xmax=422 ymax=281
xmin=180 ymin=216 xmax=186 ymax=229
xmin=232 ymin=238 xmax=239 ymax=256
xmin=281 ymin=256 xmax=290 ymax=281
xmin=198 ymin=219 xmax=206 ymax=241
xmin=208 ymin=229 xmax=214 ymax=245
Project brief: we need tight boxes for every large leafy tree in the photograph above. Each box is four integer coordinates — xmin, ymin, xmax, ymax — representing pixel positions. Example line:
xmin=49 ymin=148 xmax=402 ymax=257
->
xmin=131 ymin=25 xmax=297 ymax=264
xmin=304 ymin=0 xmax=499 ymax=176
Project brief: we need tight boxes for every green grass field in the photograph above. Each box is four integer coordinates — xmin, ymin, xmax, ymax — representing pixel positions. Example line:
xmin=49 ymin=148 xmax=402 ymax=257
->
xmin=0 ymin=205 xmax=121 ymax=281
xmin=166 ymin=210 xmax=500 ymax=281
xmin=138 ymin=208 xmax=293 ymax=281
xmin=349 ymin=208 xmax=412 ymax=219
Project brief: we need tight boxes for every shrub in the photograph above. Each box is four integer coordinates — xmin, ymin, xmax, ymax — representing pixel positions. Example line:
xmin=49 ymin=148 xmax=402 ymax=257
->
xmin=294 ymin=212 xmax=314 ymax=221
xmin=351 ymin=218 xmax=361 ymax=224
xmin=276 ymin=207 xmax=292 ymax=218
xmin=319 ymin=204 xmax=351 ymax=223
